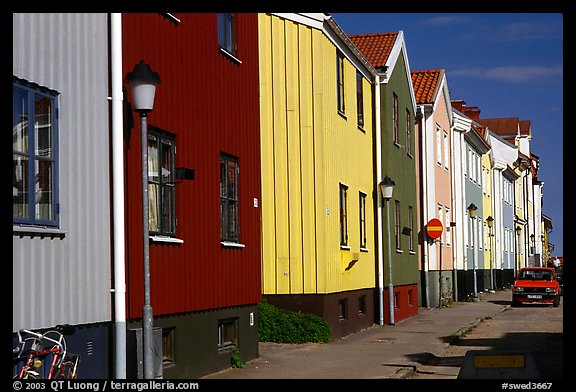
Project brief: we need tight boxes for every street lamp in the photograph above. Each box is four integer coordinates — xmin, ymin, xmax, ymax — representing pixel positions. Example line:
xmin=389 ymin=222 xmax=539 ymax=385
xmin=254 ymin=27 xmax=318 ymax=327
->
xmin=467 ymin=203 xmax=478 ymax=301
xmin=126 ymin=60 xmax=161 ymax=380
xmin=379 ymin=176 xmax=395 ymax=325
xmin=486 ymin=215 xmax=494 ymax=291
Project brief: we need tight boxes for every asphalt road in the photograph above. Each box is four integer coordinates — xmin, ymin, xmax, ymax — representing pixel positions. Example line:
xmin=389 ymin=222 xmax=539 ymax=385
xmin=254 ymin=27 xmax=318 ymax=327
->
xmin=409 ymin=295 xmax=564 ymax=379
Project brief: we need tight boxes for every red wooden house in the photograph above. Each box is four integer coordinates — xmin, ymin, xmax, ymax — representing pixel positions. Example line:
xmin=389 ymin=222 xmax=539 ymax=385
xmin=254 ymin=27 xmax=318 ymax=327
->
xmin=122 ymin=13 xmax=261 ymax=378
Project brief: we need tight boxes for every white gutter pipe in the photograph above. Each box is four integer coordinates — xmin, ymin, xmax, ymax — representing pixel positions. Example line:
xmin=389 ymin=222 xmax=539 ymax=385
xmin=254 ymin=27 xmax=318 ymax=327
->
xmin=419 ymin=105 xmax=430 ymax=308
xmin=375 ymin=74 xmax=384 ymax=326
xmin=111 ymin=12 xmax=127 ymax=379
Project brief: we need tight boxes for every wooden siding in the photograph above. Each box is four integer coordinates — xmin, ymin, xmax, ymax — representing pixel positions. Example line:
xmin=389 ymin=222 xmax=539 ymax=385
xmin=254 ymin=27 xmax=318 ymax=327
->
xmin=122 ymin=13 xmax=261 ymax=318
xmin=259 ymin=14 xmax=375 ymax=295
xmin=12 ymin=13 xmax=111 ymax=331
xmin=380 ymin=51 xmax=419 ymax=287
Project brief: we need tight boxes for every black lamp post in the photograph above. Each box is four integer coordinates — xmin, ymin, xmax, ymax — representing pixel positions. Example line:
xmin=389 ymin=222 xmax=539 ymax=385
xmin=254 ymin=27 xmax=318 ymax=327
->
xmin=467 ymin=203 xmax=478 ymax=300
xmin=126 ymin=60 xmax=161 ymax=380
xmin=486 ymin=215 xmax=494 ymax=290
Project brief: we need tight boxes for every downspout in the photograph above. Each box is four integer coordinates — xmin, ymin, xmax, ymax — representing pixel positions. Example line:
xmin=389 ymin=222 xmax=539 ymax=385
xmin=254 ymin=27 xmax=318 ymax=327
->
xmin=375 ymin=74 xmax=384 ymax=325
xmin=419 ymin=105 xmax=430 ymax=308
xmin=111 ymin=12 xmax=127 ymax=379
xmin=450 ymin=124 xmax=458 ymax=301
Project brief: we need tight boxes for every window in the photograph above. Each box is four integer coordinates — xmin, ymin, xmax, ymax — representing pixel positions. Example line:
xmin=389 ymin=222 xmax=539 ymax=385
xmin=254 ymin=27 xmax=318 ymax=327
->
xmin=218 ymin=13 xmax=236 ymax=56
xmin=148 ymin=128 xmax=176 ymax=236
xmin=408 ymin=205 xmax=414 ymax=251
xmin=13 ymin=78 xmax=59 ymax=227
xmin=162 ymin=328 xmax=175 ymax=366
xmin=445 ymin=207 xmax=451 ymax=246
xmin=217 ymin=319 xmax=238 ymax=351
xmin=443 ymin=131 xmax=449 ymax=170
xmin=406 ymin=109 xmax=412 ymax=155
xmin=392 ymin=93 xmax=399 ymax=144
xmin=359 ymin=192 xmax=367 ymax=249
xmin=395 ymin=200 xmax=401 ymax=250
xmin=358 ymin=295 xmax=366 ymax=315
xmin=339 ymin=183 xmax=349 ymax=247
xmin=338 ymin=298 xmax=348 ymax=320
xmin=356 ymin=71 xmax=364 ymax=127
xmin=337 ymin=52 xmax=345 ymax=114
xmin=436 ymin=126 xmax=442 ymax=165
xmin=220 ymin=154 xmax=239 ymax=242
xmin=437 ymin=205 xmax=444 ymax=243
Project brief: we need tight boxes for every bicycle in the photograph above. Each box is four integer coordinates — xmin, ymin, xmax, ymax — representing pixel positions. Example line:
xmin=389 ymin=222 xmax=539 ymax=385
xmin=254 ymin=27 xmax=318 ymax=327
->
xmin=13 ymin=325 xmax=80 ymax=379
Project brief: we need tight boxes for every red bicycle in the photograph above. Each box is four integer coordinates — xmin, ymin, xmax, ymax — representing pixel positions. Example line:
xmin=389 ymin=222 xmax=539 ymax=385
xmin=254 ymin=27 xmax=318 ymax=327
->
xmin=13 ymin=325 xmax=79 ymax=379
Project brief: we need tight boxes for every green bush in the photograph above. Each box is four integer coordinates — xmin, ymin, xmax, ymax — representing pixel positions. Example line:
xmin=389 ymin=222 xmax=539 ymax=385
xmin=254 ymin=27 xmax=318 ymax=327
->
xmin=258 ymin=301 xmax=331 ymax=343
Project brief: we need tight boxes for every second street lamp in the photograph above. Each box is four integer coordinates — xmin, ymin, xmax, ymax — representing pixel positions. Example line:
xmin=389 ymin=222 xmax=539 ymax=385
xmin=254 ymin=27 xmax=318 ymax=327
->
xmin=486 ymin=215 xmax=494 ymax=291
xmin=126 ymin=60 xmax=161 ymax=380
xmin=467 ymin=203 xmax=478 ymax=301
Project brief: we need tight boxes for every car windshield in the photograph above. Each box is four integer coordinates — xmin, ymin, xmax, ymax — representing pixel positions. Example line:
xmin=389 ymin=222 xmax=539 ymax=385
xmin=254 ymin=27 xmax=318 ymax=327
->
xmin=518 ymin=270 xmax=554 ymax=280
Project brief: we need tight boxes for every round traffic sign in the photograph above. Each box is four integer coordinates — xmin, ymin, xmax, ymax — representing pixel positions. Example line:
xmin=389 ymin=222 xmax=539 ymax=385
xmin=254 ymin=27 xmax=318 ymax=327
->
xmin=426 ymin=218 xmax=443 ymax=239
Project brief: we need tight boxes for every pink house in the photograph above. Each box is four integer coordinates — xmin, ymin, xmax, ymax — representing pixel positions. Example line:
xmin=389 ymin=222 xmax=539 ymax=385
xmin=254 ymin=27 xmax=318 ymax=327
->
xmin=412 ymin=69 xmax=455 ymax=308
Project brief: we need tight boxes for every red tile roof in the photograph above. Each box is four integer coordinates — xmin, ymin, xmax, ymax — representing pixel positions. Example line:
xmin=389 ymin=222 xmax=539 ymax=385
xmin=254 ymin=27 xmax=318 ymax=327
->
xmin=348 ymin=32 xmax=398 ymax=69
xmin=477 ymin=117 xmax=519 ymax=139
xmin=411 ymin=69 xmax=442 ymax=104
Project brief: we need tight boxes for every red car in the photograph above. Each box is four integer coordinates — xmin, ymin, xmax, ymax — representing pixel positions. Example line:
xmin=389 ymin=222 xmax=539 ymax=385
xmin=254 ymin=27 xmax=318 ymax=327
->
xmin=512 ymin=267 xmax=561 ymax=307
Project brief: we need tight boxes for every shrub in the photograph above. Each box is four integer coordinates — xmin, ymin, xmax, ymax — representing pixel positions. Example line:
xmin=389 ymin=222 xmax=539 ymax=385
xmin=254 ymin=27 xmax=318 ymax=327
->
xmin=258 ymin=301 xmax=331 ymax=343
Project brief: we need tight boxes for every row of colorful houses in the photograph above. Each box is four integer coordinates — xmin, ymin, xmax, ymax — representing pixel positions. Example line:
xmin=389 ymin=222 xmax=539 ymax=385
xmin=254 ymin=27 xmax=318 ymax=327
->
xmin=12 ymin=13 xmax=552 ymax=379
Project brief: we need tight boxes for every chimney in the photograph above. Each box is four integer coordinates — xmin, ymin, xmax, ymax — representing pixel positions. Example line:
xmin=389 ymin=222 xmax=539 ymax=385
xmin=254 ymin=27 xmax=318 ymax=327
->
xmin=451 ymin=100 xmax=481 ymax=120
xmin=451 ymin=99 xmax=465 ymax=111
xmin=463 ymin=106 xmax=481 ymax=120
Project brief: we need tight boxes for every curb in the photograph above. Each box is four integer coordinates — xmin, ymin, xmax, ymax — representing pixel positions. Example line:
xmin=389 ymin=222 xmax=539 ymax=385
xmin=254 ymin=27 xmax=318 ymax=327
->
xmin=401 ymin=303 xmax=512 ymax=379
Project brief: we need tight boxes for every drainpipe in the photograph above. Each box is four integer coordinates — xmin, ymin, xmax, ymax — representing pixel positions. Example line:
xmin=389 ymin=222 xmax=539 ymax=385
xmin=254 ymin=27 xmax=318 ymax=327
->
xmin=374 ymin=73 xmax=384 ymax=325
xmin=419 ymin=105 xmax=430 ymax=308
xmin=450 ymin=124 xmax=458 ymax=301
xmin=110 ymin=12 xmax=127 ymax=379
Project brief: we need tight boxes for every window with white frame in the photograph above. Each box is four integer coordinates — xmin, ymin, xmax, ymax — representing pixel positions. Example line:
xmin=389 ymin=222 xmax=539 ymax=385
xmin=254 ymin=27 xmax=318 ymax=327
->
xmin=339 ymin=183 xmax=349 ymax=247
xmin=436 ymin=126 xmax=442 ymax=165
xmin=406 ymin=109 xmax=412 ymax=155
xmin=443 ymin=131 xmax=449 ymax=170
xmin=393 ymin=93 xmax=399 ymax=144
xmin=356 ymin=70 xmax=364 ymax=128
xmin=445 ymin=207 xmax=451 ymax=246
xmin=13 ymin=78 xmax=59 ymax=227
xmin=220 ymin=153 xmax=239 ymax=242
xmin=359 ymin=192 xmax=367 ymax=249
xmin=437 ymin=205 xmax=444 ymax=243
xmin=337 ymin=52 xmax=345 ymax=114
xmin=148 ymin=128 xmax=176 ymax=236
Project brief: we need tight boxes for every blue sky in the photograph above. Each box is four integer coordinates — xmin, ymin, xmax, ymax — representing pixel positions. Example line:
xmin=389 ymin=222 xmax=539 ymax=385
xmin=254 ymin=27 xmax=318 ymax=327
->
xmin=332 ymin=13 xmax=563 ymax=257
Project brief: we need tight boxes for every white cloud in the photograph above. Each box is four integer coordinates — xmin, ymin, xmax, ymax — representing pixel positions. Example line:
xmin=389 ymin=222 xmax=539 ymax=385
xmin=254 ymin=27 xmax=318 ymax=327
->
xmin=423 ymin=15 xmax=469 ymax=26
xmin=449 ymin=65 xmax=563 ymax=83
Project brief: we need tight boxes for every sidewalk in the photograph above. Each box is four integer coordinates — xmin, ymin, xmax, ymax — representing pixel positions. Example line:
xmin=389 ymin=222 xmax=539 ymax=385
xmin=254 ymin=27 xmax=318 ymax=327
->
xmin=203 ymin=289 xmax=512 ymax=379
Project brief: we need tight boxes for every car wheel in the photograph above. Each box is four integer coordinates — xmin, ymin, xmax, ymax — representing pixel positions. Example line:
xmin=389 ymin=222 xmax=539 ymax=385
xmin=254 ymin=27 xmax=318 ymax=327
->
xmin=553 ymin=297 xmax=560 ymax=307
xmin=512 ymin=298 xmax=521 ymax=307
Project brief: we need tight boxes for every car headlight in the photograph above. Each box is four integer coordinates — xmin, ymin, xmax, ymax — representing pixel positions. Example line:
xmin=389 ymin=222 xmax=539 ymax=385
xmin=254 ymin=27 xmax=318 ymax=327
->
xmin=513 ymin=287 xmax=524 ymax=293
xmin=545 ymin=287 xmax=556 ymax=293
